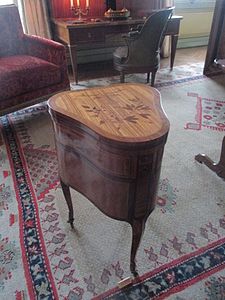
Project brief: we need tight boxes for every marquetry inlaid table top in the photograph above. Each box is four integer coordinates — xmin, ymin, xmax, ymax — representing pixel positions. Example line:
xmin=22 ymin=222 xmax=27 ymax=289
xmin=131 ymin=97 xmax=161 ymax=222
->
xmin=48 ymin=83 xmax=169 ymax=143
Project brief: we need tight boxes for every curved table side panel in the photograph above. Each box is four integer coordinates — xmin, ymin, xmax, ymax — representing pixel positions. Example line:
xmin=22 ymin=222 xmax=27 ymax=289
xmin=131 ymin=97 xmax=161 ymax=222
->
xmin=57 ymin=143 xmax=132 ymax=220
xmin=134 ymin=146 xmax=166 ymax=219
xmin=54 ymin=120 xmax=168 ymax=221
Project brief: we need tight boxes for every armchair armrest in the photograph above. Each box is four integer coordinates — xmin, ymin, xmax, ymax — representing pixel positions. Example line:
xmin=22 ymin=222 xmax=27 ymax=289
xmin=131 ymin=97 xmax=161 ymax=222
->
xmin=23 ymin=34 xmax=67 ymax=66
xmin=128 ymin=31 xmax=140 ymax=37
xmin=130 ymin=24 xmax=143 ymax=32
xmin=122 ymin=31 xmax=140 ymax=45
xmin=122 ymin=31 xmax=139 ymax=38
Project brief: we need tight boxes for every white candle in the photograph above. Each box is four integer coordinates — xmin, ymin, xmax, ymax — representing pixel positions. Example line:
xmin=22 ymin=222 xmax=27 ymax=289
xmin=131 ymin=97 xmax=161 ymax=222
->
xmin=77 ymin=0 xmax=80 ymax=6
xmin=70 ymin=0 xmax=73 ymax=7
xmin=86 ymin=0 xmax=89 ymax=7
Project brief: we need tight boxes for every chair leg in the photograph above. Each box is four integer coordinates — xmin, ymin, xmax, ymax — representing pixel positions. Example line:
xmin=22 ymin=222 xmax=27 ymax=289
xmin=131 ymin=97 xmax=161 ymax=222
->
xmin=151 ymin=71 xmax=157 ymax=87
xmin=147 ymin=73 xmax=150 ymax=83
xmin=120 ymin=72 xmax=125 ymax=83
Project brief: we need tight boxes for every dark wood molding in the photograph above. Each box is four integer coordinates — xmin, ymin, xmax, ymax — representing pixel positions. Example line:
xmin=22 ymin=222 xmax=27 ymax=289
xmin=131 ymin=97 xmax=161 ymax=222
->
xmin=203 ymin=0 xmax=225 ymax=75
xmin=195 ymin=136 xmax=225 ymax=180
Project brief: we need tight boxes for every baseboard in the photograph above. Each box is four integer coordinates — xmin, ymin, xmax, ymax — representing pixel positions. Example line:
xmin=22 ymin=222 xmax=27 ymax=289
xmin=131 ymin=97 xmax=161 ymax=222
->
xmin=175 ymin=0 xmax=215 ymax=10
xmin=177 ymin=36 xmax=209 ymax=48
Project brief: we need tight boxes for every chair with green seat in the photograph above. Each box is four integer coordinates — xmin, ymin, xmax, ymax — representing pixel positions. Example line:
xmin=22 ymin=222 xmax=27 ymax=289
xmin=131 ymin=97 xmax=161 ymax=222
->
xmin=113 ymin=7 xmax=174 ymax=86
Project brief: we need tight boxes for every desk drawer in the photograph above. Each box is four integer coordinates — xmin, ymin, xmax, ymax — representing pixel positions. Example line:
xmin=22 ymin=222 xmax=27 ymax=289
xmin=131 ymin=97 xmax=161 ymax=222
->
xmin=106 ymin=24 xmax=136 ymax=34
xmin=165 ymin=19 xmax=180 ymax=35
xmin=69 ymin=28 xmax=105 ymax=43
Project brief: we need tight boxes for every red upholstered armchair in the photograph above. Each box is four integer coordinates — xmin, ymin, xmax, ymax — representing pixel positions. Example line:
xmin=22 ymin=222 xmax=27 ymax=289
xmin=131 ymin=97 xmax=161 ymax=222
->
xmin=0 ymin=4 xmax=70 ymax=116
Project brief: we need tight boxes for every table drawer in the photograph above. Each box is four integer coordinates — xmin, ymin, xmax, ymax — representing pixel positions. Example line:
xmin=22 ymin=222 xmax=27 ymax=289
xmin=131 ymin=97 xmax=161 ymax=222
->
xmin=57 ymin=127 xmax=137 ymax=178
xmin=69 ymin=28 xmax=105 ymax=43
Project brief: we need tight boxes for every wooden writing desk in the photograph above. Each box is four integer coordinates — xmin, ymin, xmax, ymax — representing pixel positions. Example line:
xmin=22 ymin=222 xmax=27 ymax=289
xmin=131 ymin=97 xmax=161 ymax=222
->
xmin=52 ymin=16 xmax=182 ymax=84
xmin=48 ymin=83 xmax=169 ymax=275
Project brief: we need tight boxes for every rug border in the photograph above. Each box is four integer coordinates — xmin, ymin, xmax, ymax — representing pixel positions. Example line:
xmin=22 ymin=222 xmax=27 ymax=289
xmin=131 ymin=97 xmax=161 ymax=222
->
xmin=2 ymin=115 xmax=59 ymax=299
xmin=93 ymin=236 xmax=225 ymax=299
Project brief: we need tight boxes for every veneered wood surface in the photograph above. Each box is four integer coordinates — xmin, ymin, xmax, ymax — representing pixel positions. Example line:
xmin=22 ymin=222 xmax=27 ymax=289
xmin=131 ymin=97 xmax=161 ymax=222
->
xmin=48 ymin=83 xmax=169 ymax=143
xmin=48 ymin=83 xmax=170 ymax=274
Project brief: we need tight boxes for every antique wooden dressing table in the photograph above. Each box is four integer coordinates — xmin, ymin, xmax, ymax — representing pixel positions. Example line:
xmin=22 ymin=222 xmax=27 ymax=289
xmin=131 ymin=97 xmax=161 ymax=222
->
xmin=48 ymin=83 xmax=169 ymax=275
xmin=51 ymin=16 xmax=182 ymax=84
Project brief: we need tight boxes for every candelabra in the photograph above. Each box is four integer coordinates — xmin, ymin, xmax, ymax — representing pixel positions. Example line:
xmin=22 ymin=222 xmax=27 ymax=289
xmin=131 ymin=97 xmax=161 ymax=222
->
xmin=71 ymin=0 xmax=90 ymax=22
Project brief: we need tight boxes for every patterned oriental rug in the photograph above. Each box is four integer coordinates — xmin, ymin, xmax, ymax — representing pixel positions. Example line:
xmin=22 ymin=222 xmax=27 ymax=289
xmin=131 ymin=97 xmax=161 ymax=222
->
xmin=0 ymin=64 xmax=225 ymax=300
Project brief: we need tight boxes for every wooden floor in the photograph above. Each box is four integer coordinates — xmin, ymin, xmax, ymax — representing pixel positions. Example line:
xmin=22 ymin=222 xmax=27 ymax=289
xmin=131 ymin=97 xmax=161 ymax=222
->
xmin=70 ymin=46 xmax=207 ymax=81
xmin=160 ymin=46 xmax=207 ymax=68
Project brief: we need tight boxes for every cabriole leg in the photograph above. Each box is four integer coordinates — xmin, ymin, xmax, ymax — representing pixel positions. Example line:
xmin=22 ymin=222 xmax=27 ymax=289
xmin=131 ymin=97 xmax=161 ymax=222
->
xmin=60 ymin=179 xmax=74 ymax=228
xmin=130 ymin=217 xmax=146 ymax=276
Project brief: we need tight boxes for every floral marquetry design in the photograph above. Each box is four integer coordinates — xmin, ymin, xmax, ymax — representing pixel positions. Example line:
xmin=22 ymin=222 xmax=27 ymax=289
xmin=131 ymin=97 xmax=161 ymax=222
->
xmin=82 ymin=100 xmax=152 ymax=126
xmin=49 ymin=84 xmax=169 ymax=143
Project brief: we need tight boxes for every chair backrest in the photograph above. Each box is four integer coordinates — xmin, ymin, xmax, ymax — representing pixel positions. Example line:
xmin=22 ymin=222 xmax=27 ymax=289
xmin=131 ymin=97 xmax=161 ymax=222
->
xmin=0 ymin=5 xmax=25 ymax=57
xmin=127 ymin=7 xmax=174 ymax=66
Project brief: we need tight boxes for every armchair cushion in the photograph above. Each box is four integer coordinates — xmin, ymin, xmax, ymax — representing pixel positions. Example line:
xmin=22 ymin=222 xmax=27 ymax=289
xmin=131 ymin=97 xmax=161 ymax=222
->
xmin=0 ymin=55 xmax=62 ymax=101
xmin=113 ymin=47 xmax=128 ymax=65
xmin=0 ymin=4 xmax=70 ymax=116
